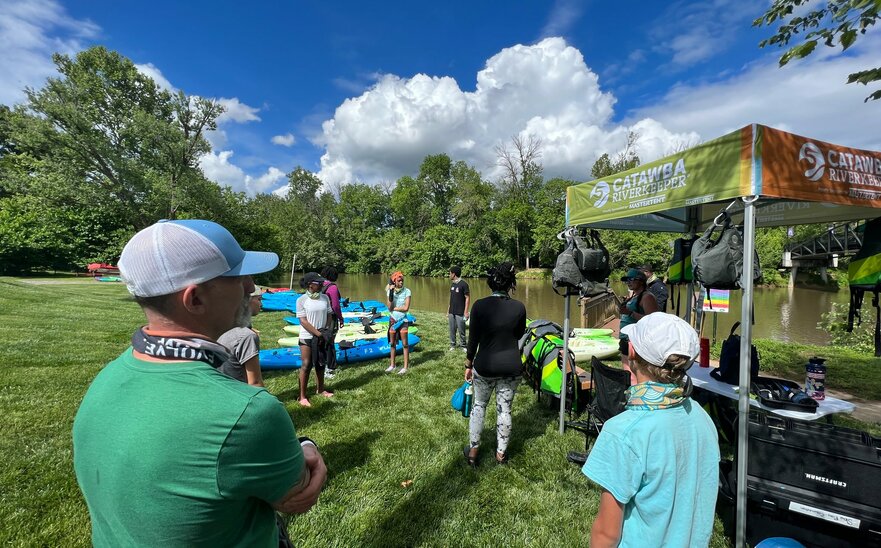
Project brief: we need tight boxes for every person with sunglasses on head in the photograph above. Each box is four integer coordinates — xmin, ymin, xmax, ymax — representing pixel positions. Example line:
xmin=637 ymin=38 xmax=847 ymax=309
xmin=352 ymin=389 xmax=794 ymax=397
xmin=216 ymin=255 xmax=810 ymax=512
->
xmin=385 ymin=271 xmax=411 ymax=374
xmin=583 ymin=313 xmax=719 ymax=548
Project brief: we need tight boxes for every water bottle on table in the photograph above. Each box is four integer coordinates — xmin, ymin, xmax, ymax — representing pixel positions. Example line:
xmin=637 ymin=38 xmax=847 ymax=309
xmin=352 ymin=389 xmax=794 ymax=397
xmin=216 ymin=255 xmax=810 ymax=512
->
xmin=805 ymin=356 xmax=826 ymax=401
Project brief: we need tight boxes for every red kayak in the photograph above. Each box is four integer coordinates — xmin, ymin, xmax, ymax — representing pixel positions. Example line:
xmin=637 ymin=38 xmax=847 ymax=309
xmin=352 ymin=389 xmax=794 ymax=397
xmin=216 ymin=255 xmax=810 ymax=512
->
xmin=87 ymin=263 xmax=120 ymax=275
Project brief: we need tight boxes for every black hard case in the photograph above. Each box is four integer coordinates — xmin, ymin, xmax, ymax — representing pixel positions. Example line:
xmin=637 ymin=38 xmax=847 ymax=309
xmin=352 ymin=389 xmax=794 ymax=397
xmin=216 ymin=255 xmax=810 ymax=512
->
xmin=720 ymin=410 xmax=881 ymax=547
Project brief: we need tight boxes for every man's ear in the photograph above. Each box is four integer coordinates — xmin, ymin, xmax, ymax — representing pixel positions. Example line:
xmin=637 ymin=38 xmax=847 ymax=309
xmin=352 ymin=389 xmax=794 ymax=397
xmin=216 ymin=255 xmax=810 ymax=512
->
xmin=180 ymin=284 xmax=208 ymax=315
xmin=627 ymin=341 xmax=637 ymax=361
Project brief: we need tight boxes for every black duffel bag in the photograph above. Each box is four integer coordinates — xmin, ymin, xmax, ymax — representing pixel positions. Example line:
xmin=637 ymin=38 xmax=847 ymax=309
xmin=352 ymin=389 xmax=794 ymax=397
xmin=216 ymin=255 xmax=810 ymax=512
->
xmin=710 ymin=321 xmax=759 ymax=384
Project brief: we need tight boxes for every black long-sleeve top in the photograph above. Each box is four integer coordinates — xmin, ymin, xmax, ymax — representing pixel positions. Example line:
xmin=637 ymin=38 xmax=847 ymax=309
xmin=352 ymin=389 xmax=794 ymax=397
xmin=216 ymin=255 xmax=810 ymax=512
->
xmin=466 ymin=294 xmax=527 ymax=377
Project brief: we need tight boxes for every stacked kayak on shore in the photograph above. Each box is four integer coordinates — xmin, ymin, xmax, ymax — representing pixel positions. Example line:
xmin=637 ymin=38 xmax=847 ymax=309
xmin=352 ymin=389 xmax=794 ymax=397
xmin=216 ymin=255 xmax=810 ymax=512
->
xmin=260 ymin=334 xmax=421 ymax=370
xmin=278 ymin=326 xmax=419 ymax=347
xmin=567 ymin=336 xmax=619 ymax=361
xmin=570 ymin=328 xmax=614 ymax=338
xmin=260 ymin=292 xmax=391 ymax=314
xmin=282 ymin=312 xmax=416 ymax=326
xmin=260 ymin=291 xmax=302 ymax=311
xmin=341 ymin=299 xmax=388 ymax=313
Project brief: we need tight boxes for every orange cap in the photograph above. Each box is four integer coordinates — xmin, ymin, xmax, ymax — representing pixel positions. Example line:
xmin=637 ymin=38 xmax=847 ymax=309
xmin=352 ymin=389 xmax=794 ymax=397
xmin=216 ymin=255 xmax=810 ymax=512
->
xmin=391 ymin=271 xmax=404 ymax=282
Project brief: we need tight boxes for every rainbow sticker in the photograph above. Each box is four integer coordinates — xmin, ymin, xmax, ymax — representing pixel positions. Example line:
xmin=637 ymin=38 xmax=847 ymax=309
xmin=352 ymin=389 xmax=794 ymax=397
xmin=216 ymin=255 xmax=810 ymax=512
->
xmin=703 ymin=289 xmax=730 ymax=313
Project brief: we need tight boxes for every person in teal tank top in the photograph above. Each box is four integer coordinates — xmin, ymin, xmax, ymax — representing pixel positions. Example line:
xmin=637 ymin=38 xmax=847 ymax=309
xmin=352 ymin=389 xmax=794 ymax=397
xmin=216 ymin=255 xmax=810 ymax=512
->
xmin=618 ymin=268 xmax=658 ymax=383
xmin=583 ymin=313 xmax=719 ymax=548
xmin=385 ymin=271 xmax=412 ymax=374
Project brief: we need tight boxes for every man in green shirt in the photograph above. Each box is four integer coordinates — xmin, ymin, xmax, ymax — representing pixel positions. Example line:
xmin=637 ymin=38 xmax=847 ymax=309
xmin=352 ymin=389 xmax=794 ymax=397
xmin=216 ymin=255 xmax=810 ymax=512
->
xmin=73 ymin=219 xmax=326 ymax=546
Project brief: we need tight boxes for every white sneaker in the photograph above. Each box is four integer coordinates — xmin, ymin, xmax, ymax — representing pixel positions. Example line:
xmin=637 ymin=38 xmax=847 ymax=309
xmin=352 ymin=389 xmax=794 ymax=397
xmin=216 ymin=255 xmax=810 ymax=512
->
xmin=449 ymin=346 xmax=456 ymax=352
xmin=325 ymin=370 xmax=336 ymax=379
xmin=385 ymin=365 xmax=396 ymax=373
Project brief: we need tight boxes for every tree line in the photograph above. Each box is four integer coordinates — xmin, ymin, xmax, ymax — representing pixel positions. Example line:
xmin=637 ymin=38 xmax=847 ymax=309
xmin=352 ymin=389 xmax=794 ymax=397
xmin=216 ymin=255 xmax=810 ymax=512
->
xmin=0 ymin=46 xmax=822 ymax=284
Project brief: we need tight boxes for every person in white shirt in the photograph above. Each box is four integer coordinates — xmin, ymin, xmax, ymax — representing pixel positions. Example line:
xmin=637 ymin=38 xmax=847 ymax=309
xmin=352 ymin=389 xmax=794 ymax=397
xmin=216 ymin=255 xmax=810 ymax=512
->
xmin=296 ymin=272 xmax=334 ymax=407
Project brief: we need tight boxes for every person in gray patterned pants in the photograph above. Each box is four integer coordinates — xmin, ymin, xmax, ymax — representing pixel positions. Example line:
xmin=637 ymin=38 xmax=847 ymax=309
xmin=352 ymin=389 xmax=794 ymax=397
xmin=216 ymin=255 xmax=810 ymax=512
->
xmin=468 ymin=374 xmax=520 ymax=457
xmin=463 ymin=262 xmax=527 ymax=466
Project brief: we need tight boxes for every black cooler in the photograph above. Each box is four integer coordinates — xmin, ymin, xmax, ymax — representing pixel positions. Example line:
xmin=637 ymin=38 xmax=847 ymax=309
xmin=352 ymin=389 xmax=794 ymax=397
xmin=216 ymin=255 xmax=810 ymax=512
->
xmin=719 ymin=410 xmax=881 ymax=547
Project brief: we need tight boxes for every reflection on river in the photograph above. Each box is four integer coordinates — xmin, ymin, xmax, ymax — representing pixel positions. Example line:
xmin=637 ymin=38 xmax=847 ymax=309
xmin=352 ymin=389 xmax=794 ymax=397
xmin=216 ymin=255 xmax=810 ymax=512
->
xmin=274 ymin=273 xmax=847 ymax=346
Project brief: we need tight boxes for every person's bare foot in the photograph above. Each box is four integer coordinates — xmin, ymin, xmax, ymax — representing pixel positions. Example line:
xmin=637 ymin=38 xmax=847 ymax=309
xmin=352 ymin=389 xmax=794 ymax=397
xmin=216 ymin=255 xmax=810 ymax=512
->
xmin=317 ymin=390 xmax=334 ymax=398
xmin=298 ymin=398 xmax=312 ymax=407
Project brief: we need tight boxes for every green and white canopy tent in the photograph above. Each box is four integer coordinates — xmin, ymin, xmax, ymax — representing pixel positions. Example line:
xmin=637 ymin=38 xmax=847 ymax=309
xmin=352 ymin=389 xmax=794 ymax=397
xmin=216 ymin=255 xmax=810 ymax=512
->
xmin=564 ymin=123 xmax=881 ymax=546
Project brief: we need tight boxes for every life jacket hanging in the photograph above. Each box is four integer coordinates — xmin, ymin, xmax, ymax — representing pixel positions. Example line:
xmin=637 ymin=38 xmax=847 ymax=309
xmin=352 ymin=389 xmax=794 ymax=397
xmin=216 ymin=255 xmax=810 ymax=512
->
xmin=667 ymin=237 xmax=696 ymax=315
xmin=846 ymin=216 xmax=881 ymax=356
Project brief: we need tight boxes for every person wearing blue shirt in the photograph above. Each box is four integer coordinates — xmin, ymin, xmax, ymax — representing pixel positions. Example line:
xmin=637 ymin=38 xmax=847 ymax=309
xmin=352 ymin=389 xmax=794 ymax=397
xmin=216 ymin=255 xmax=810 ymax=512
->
xmin=583 ymin=313 xmax=719 ymax=548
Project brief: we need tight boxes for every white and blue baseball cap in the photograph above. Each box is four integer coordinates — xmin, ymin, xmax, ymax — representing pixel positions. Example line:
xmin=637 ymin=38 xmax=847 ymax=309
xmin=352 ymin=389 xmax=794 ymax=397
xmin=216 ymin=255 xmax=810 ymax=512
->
xmin=119 ymin=219 xmax=279 ymax=297
xmin=620 ymin=312 xmax=699 ymax=368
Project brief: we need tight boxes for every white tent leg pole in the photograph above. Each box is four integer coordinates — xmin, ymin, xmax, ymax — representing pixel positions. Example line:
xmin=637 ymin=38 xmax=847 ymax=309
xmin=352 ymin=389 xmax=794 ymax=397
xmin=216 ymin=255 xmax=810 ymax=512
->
xmin=736 ymin=197 xmax=758 ymax=547
xmin=559 ymin=291 xmax=572 ymax=434
xmin=289 ymin=255 xmax=297 ymax=290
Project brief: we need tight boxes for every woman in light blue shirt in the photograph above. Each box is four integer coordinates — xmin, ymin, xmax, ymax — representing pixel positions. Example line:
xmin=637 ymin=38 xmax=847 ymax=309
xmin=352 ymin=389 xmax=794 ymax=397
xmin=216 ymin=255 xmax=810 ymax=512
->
xmin=385 ymin=271 xmax=411 ymax=374
xmin=583 ymin=313 xmax=719 ymax=548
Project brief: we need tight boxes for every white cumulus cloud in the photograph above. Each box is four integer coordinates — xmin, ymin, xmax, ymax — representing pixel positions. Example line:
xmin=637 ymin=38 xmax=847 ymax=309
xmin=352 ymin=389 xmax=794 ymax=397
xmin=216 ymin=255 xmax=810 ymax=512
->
xmin=135 ymin=62 xmax=174 ymax=91
xmin=315 ymin=37 xmax=698 ymax=188
xmin=271 ymin=133 xmax=296 ymax=147
xmin=199 ymin=150 xmax=286 ymax=196
xmin=630 ymin=32 xmax=881 ymax=152
xmin=0 ymin=0 xmax=99 ymax=105
xmin=216 ymin=97 xmax=261 ymax=124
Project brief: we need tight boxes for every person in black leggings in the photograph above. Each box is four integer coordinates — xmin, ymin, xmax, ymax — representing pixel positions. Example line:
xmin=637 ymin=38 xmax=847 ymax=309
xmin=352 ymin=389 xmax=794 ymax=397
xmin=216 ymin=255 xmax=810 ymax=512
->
xmin=463 ymin=262 xmax=527 ymax=466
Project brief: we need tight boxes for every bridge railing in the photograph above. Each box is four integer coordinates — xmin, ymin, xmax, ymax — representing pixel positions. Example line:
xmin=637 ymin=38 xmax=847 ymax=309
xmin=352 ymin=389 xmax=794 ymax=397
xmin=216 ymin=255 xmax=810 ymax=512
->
xmin=785 ymin=221 xmax=864 ymax=261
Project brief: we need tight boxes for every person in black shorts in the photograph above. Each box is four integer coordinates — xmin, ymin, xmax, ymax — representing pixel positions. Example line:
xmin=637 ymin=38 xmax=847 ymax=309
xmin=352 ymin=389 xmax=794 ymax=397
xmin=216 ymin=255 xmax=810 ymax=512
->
xmin=463 ymin=262 xmax=527 ymax=467
xmin=448 ymin=265 xmax=470 ymax=351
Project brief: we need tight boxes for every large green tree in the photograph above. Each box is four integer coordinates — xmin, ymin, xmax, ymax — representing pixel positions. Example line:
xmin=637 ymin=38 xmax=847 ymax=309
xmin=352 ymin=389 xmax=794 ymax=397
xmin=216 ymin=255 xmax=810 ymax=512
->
xmin=754 ymin=0 xmax=881 ymax=101
xmin=23 ymin=46 xmax=223 ymax=227
xmin=0 ymin=46 xmax=232 ymax=273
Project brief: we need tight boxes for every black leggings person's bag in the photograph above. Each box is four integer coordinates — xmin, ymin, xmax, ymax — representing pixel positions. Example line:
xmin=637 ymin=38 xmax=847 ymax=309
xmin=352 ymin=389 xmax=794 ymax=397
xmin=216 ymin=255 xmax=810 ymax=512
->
xmin=711 ymin=321 xmax=759 ymax=384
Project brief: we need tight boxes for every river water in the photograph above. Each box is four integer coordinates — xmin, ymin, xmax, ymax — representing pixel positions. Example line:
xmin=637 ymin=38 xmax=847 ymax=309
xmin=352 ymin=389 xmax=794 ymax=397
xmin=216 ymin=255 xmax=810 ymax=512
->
xmin=274 ymin=273 xmax=848 ymax=345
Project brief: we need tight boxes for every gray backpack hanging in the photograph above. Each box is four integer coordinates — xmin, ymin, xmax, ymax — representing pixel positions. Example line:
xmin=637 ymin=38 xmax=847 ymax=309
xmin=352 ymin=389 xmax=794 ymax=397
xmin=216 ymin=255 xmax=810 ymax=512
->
xmin=552 ymin=229 xmax=611 ymax=296
xmin=692 ymin=212 xmax=761 ymax=290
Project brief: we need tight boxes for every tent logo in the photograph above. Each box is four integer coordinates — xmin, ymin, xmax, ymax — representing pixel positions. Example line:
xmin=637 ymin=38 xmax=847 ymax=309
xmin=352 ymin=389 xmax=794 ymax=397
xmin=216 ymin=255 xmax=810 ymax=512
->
xmin=590 ymin=181 xmax=610 ymax=208
xmin=799 ymin=142 xmax=825 ymax=181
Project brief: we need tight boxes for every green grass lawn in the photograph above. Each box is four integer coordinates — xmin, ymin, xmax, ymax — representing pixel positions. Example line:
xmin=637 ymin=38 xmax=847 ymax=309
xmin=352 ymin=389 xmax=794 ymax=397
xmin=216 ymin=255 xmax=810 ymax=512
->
xmin=3 ymin=277 xmax=877 ymax=546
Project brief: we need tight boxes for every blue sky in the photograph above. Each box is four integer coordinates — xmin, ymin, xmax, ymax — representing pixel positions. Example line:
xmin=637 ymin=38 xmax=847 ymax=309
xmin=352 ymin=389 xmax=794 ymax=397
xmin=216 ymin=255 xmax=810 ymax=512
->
xmin=2 ymin=0 xmax=879 ymax=195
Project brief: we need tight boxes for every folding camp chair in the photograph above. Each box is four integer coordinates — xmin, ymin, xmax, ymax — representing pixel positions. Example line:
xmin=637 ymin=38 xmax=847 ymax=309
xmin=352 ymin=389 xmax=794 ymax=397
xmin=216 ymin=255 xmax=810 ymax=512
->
xmin=565 ymin=357 xmax=630 ymax=465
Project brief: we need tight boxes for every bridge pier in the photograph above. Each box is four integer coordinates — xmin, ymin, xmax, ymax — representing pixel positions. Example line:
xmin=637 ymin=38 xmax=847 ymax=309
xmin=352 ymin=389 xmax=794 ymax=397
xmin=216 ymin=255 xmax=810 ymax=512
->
xmin=789 ymin=265 xmax=798 ymax=288
xmin=819 ymin=266 xmax=828 ymax=284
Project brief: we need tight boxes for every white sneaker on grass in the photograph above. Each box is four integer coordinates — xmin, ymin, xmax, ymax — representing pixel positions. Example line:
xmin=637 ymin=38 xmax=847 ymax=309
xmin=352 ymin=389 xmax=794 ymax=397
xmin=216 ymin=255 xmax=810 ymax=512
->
xmin=385 ymin=365 xmax=396 ymax=373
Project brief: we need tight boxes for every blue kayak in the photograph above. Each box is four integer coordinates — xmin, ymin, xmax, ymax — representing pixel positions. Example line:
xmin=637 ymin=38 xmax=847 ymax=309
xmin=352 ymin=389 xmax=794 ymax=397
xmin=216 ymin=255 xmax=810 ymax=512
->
xmin=259 ymin=334 xmax=421 ymax=370
xmin=261 ymin=295 xmax=390 ymax=314
xmin=341 ymin=299 xmax=388 ymax=313
xmin=283 ymin=313 xmax=416 ymax=326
